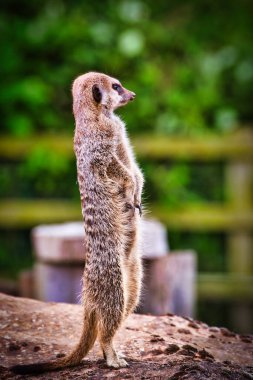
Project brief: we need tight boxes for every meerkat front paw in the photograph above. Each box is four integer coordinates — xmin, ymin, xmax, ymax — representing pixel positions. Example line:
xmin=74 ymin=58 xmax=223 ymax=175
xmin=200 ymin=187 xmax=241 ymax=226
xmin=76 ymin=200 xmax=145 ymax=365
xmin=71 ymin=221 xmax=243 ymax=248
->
xmin=134 ymin=193 xmax=142 ymax=216
xmin=135 ymin=203 xmax=142 ymax=216
xmin=124 ymin=202 xmax=135 ymax=218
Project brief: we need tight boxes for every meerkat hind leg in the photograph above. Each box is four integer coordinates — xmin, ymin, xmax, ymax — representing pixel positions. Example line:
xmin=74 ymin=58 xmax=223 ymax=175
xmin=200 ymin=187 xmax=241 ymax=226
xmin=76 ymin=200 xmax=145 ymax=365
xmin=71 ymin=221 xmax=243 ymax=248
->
xmin=99 ymin=312 xmax=129 ymax=368
xmin=123 ymin=215 xmax=142 ymax=317
xmin=124 ymin=255 xmax=142 ymax=316
xmin=97 ymin=278 xmax=129 ymax=368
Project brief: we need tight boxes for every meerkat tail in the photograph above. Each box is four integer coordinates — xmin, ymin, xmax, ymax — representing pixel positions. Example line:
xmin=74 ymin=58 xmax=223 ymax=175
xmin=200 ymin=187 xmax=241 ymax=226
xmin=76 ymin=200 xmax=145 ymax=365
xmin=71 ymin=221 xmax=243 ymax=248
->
xmin=11 ymin=309 xmax=97 ymax=374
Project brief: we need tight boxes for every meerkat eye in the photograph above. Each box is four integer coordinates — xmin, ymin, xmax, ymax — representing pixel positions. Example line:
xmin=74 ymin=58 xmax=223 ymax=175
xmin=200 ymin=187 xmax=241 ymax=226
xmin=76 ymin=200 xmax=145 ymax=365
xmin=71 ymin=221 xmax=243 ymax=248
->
xmin=112 ymin=83 xmax=123 ymax=95
xmin=112 ymin=83 xmax=120 ymax=91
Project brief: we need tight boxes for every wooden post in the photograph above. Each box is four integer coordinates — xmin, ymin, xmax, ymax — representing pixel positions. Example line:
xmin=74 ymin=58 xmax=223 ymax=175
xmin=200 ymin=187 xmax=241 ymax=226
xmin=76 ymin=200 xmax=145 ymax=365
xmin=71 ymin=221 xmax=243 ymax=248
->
xmin=34 ymin=262 xmax=84 ymax=303
xmin=32 ymin=222 xmax=85 ymax=303
xmin=226 ymin=160 xmax=253 ymax=332
xmin=139 ymin=251 xmax=196 ymax=317
xmin=31 ymin=220 xmax=196 ymax=317
xmin=226 ymin=161 xmax=253 ymax=274
xmin=19 ymin=270 xmax=34 ymax=298
xmin=31 ymin=219 xmax=170 ymax=304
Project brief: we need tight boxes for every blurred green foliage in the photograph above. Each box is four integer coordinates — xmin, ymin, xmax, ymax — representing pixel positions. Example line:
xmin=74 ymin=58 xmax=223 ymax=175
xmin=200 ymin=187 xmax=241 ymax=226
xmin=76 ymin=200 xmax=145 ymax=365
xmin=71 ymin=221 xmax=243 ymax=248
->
xmin=0 ymin=0 xmax=252 ymax=280
xmin=0 ymin=230 xmax=32 ymax=279
xmin=1 ymin=0 xmax=253 ymax=137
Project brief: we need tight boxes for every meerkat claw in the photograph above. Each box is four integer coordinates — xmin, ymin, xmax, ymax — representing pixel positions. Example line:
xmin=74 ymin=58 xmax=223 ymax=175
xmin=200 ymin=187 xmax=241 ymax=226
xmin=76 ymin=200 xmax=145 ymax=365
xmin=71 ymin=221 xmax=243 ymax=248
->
xmin=125 ymin=202 xmax=134 ymax=210
xmin=118 ymin=358 xmax=129 ymax=367
xmin=135 ymin=203 xmax=142 ymax=216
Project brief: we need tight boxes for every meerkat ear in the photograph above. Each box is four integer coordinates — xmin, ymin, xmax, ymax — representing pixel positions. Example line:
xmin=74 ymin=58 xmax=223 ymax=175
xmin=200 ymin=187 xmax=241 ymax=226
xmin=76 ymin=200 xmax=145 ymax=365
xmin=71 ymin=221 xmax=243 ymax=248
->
xmin=92 ymin=84 xmax=102 ymax=103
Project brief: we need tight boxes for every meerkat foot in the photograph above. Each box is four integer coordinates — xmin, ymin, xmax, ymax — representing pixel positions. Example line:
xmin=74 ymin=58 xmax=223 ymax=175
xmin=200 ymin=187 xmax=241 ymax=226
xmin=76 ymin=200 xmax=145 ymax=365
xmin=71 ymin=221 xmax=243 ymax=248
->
xmin=107 ymin=356 xmax=129 ymax=368
xmin=102 ymin=345 xmax=129 ymax=368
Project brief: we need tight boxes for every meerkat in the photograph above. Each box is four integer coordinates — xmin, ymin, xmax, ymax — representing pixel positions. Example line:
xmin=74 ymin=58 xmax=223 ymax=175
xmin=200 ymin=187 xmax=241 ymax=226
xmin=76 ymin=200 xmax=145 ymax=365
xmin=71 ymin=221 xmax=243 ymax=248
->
xmin=11 ymin=72 xmax=144 ymax=374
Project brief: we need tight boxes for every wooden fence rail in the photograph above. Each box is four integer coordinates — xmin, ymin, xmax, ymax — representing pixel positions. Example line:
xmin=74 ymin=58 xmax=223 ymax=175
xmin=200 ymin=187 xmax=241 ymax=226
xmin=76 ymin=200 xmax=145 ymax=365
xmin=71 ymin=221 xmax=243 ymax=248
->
xmin=0 ymin=129 xmax=253 ymax=161
xmin=0 ymin=200 xmax=252 ymax=231
xmin=0 ymin=129 xmax=252 ymax=310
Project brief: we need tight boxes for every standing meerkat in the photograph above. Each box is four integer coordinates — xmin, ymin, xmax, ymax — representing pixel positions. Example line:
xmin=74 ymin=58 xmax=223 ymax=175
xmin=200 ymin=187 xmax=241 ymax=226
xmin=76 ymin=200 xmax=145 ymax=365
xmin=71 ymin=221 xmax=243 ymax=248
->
xmin=11 ymin=72 xmax=144 ymax=374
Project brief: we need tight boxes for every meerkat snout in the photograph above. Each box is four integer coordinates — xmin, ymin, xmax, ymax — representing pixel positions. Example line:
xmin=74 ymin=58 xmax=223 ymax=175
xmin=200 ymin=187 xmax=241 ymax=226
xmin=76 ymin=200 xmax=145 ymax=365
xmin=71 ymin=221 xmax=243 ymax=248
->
xmin=119 ymin=89 xmax=136 ymax=105
xmin=111 ymin=81 xmax=136 ymax=107
xmin=129 ymin=92 xmax=136 ymax=100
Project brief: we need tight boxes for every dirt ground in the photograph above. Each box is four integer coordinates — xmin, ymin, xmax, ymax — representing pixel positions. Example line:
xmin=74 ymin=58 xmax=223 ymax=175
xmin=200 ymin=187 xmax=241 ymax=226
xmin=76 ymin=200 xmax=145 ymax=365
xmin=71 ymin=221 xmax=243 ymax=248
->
xmin=0 ymin=293 xmax=252 ymax=379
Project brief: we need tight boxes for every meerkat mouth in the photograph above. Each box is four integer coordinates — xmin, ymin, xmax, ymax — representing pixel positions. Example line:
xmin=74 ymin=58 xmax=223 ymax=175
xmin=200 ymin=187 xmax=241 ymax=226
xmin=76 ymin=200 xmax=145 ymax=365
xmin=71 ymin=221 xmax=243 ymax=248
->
xmin=120 ymin=95 xmax=135 ymax=105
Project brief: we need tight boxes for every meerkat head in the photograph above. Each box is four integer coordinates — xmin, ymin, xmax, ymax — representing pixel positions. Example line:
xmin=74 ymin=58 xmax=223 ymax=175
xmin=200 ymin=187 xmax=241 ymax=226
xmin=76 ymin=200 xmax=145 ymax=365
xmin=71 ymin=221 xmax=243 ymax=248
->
xmin=72 ymin=72 xmax=135 ymax=116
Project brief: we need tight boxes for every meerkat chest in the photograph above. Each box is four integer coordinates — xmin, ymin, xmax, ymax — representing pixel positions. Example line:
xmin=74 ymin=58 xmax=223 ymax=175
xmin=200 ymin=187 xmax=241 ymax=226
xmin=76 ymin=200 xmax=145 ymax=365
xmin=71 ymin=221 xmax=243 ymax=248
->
xmin=113 ymin=120 xmax=135 ymax=170
xmin=116 ymin=139 xmax=132 ymax=169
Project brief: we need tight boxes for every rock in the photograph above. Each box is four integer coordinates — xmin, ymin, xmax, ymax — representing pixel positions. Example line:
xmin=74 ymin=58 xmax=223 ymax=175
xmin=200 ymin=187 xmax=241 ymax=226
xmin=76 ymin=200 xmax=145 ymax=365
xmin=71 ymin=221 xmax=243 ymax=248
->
xmin=0 ymin=293 xmax=252 ymax=379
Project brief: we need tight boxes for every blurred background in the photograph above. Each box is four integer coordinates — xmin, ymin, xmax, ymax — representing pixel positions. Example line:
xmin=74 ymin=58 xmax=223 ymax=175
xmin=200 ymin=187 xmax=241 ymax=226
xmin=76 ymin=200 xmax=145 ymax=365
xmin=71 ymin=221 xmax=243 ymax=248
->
xmin=0 ymin=0 xmax=252 ymax=333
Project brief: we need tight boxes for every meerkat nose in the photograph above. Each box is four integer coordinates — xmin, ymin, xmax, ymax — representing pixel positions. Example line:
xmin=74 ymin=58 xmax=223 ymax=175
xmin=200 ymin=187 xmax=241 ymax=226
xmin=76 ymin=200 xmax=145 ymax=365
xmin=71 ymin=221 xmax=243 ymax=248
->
xmin=130 ymin=92 xmax=136 ymax=101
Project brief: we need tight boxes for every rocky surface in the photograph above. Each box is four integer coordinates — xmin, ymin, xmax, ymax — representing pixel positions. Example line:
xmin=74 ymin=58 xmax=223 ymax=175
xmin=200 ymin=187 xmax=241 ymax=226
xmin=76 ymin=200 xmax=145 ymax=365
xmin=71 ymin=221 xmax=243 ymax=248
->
xmin=0 ymin=293 xmax=252 ymax=379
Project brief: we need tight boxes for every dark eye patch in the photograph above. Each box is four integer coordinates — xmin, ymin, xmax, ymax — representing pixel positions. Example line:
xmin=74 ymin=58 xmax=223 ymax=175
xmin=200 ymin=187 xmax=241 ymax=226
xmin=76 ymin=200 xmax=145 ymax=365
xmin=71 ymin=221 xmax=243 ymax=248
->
xmin=112 ymin=83 xmax=123 ymax=94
